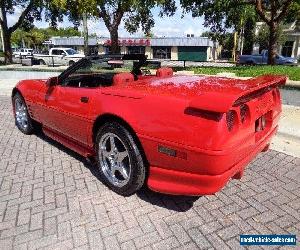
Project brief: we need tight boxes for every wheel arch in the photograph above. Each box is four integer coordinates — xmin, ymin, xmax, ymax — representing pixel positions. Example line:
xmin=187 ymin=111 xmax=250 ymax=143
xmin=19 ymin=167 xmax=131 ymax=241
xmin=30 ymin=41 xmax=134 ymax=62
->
xmin=92 ymin=113 xmax=149 ymax=167
xmin=11 ymin=87 xmax=22 ymax=99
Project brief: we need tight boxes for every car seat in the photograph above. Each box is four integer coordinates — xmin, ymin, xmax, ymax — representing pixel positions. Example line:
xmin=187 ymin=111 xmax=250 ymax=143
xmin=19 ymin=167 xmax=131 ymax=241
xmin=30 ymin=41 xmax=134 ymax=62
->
xmin=156 ymin=67 xmax=173 ymax=77
xmin=113 ymin=73 xmax=134 ymax=86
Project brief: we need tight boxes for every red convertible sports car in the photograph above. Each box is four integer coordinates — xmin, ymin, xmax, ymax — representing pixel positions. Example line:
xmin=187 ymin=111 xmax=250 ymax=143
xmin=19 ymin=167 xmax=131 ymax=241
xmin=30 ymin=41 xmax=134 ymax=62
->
xmin=12 ymin=54 xmax=286 ymax=196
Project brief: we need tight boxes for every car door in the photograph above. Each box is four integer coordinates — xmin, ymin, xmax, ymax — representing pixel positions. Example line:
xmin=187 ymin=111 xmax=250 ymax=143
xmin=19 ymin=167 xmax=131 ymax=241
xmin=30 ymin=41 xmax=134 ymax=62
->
xmin=51 ymin=49 xmax=62 ymax=66
xmin=37 ymin=59 xmax=101 ymax=147
xmin=44 ymin=84 xmax=93 ymax=146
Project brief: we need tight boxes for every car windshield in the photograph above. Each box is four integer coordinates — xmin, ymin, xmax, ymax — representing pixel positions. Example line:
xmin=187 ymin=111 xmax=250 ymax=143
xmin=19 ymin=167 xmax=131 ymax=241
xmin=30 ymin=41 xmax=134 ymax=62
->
xmin=66 ymin=49 xmax=78 ymax=55
xmin=60 ymin=56 xmax=160 ymax=88
xmin=73 ymin=56 xmax=159 ymax=75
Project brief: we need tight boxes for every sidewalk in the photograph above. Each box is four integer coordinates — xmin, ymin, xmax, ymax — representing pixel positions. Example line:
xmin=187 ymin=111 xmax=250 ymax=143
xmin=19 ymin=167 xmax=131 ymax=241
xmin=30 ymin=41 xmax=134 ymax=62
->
xmin=271 ymin=105 xmax=300 ymax=158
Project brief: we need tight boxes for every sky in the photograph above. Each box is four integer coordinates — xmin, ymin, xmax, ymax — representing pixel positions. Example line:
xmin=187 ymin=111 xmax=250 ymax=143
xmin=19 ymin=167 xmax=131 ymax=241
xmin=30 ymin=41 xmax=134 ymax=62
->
xmin=7 ymin=2 xmax=209 ymax=38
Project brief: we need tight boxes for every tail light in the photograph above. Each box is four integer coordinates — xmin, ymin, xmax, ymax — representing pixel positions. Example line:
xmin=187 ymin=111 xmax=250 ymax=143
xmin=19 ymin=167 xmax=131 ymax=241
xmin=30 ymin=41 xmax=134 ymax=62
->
xmin=226 ymin=110 xmax=238 ymax=131
xmin=184 ymin=107 xmax=223 ymax=121
xmin=240 ymin=104 xmax=250 ymax=124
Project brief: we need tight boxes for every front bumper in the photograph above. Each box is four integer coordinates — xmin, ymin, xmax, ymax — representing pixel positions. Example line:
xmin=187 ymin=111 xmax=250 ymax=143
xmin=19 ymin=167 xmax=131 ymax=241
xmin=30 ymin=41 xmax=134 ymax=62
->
xmin=147 ymin=126 xmax=277 ymax=196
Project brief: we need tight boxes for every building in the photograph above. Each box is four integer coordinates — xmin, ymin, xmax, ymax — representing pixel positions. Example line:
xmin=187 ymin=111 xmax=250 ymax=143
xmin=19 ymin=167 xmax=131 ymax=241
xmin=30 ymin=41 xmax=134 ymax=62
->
xmin=45 ymin=36 xmax=218 ymax=61
xmin=253 ymin=22 xmax=300 ymax=58
xmin=45 ymin=36 xmax=98 ymax=54
xmin=98 ymin=37 xmax=218 ymax=61
xmin=280 ymin=22 xmax=300 ymax=58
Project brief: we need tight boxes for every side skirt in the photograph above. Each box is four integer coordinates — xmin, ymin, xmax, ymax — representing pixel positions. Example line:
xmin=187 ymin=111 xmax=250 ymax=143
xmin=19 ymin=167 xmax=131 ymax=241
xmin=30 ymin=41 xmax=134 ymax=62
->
xmin=42 ymin=126 xmax=95 ymax=158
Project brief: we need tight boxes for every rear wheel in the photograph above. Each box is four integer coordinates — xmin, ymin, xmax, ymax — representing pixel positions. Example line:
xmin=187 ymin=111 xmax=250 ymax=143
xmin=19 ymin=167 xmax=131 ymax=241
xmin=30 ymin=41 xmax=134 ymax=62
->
xmin=96 ymin=122 xmax=146 ymax=196
xmin=39 ymin=59 xmax=46 ymax=65
xmin=13 ymin=93 xmax=35 ymax=134
xmin=69 ymin=60 xmax=75 ymax=66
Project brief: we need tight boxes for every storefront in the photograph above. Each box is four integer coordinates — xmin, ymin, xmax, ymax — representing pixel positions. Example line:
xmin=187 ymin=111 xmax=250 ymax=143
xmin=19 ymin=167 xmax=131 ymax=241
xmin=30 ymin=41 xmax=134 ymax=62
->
xmin=99 ymin=37 xmax=217 ymax=61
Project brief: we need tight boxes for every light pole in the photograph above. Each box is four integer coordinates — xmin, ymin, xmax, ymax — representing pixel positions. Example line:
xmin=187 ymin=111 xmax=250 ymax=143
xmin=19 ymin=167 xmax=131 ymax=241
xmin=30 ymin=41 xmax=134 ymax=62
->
xmin=0 ymin=25 xmax=4 ymax=52
xmin=82 ymin=12 xmax=89 ymax=56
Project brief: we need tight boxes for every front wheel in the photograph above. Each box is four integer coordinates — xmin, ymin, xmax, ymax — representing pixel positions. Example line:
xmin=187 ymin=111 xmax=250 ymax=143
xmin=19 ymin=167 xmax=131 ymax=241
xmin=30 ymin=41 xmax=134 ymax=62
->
xmin=13 ymin=93 xmax=35 ymax=134
xmin=96 ymin=122 xmax=146 ymax=196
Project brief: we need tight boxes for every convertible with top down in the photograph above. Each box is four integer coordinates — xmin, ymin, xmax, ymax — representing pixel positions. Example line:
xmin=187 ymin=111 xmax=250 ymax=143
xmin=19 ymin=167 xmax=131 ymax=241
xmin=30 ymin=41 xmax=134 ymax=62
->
xmin=12 ymin=54 xmax=286 ymax=196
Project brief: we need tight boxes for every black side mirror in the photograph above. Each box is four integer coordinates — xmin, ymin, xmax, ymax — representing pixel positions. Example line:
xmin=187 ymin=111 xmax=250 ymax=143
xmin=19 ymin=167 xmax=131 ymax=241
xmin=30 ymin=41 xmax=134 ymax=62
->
xmin=46 ymin=77 xmax=58 ymax=87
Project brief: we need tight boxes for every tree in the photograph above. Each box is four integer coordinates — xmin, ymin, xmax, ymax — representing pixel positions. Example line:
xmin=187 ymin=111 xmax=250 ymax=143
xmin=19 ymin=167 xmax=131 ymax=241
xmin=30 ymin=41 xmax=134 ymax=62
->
xmin=254 ymin=23 xmax=286 ymax=52
xmin=63 ymin=0 xmax=176 ymax=54
xmin=0 ymin=0 xmax=42 ymax=63
xmin=0 ymin=0 xmax=75 ymax=63
xmin=11 ymin=27 xmax=81 ymax=48
xmin=180 ymin=0 xmax=294 ymax=65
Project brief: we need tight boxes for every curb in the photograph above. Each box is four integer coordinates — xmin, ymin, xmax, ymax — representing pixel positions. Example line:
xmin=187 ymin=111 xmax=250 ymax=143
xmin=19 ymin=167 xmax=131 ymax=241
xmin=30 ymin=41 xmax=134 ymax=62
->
xmin=285 ymin=80 xmax=300 ymax=90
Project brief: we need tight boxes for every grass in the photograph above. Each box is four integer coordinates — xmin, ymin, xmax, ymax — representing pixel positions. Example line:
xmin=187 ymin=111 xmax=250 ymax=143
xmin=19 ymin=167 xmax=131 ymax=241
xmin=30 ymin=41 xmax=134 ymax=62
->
xmin=0 ymin=66 xmax=64 ymax=72
xmin=183 ymin=65 xmax=300 ymax=81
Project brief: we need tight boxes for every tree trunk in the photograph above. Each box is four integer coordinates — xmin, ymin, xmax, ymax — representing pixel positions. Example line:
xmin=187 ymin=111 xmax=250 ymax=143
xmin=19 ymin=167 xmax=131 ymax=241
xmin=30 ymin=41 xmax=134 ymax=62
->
xmin=82 ymin=12 xmax=89 ymax=56
xmin=110 ymin=28 xmax=120 ymax=54
xmin=2 ymin=30 xmax=12 ymax=64
xmin=268 ymin=22 xmax=278 ymax=65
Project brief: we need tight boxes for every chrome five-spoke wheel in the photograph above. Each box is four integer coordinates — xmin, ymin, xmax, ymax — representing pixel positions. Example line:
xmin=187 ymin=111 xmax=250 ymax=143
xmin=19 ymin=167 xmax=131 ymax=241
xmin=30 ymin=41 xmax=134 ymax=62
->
xmin=96 ymin=122 xmax=146 ymax=196
xmin=99 ymin=133 xmax=131 ymax=187
xmin=13 ymin=93 xmax=35 ymax=134
xmin=15 ymin=97 xmax=29 ymax=130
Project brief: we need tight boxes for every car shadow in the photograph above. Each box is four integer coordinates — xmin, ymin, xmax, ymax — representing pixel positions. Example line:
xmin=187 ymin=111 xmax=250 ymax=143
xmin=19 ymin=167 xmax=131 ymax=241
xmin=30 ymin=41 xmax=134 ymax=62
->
xmin=35 ymin=131 xmax=200 ymax=212
xmin=136 ymin=189 xmax=200 ymax=212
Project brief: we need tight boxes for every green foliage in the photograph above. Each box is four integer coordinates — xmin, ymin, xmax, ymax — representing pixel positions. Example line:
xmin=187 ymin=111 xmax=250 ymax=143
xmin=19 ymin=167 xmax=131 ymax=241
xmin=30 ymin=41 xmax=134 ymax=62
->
xmin=180 ymin=0 xmax=295 ymax=64
xmin=11 ymin=27 xmax=81 ymax=48
xmin=284 ymin=0 xmax=300 ymax=26
xmin=190 ymin=66 xmax=300 ymax=81
xmin=254 ymin=24 xmax=286 ymax=51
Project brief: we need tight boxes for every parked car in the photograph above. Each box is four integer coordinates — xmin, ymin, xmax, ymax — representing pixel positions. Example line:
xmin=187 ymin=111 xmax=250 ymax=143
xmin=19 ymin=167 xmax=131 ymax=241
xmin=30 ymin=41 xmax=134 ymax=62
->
xmin=238 ymin=50 xmax=298 ymax=65
xmin=34 ymin=48 xmax=84 ymax=66
xmin=13 ymin=48 xmax=33 ymax=58
xmin=11 ymin=54 xmax=286 ymax=196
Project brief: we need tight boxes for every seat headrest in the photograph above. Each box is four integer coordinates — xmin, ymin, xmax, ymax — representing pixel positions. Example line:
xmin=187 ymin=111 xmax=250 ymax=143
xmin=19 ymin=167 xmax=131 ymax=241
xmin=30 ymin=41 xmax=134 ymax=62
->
xmin=156 ymin=67 xmax=173 ymax=77
xmin=113 ymin=73 xmax=134 ymax=85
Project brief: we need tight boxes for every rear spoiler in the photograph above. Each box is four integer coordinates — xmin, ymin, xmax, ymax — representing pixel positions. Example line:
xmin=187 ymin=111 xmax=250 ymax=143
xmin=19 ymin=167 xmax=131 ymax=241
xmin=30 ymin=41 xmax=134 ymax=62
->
xmin=189 ymin=75 xmax=286 ymax=113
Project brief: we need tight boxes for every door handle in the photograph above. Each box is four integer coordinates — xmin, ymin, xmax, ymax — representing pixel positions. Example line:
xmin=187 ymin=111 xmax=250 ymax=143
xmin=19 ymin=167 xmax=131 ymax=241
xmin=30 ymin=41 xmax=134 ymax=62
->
xmin=80 ymin=96 xmax=89 ymax=103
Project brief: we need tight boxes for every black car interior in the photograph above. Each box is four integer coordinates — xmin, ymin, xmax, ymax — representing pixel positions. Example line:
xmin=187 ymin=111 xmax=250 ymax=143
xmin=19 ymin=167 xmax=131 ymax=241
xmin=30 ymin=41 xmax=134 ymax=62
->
xmin=62 ymin=72 xmax=117 ymax=88
xmin=59 ymin=54 xmax=162 ymax=88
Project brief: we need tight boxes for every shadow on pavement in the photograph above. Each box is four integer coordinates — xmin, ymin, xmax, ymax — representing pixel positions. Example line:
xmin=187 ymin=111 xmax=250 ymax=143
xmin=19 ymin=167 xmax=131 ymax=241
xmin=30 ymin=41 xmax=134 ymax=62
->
xmin=35 ymin=131 xmax=200 ymax=212
xmin=137 ymin=189 xmax=200 ymax=212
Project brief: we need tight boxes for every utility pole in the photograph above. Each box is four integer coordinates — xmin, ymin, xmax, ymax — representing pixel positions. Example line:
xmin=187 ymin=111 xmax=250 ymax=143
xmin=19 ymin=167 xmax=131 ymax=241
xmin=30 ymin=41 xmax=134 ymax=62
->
xmin=82 ymin=12 xmax=89 ymax=56
xmin=0 ymin=26 xmax=3 ymax=52
xmin=233 ymin=32 xmax=237 ymax=62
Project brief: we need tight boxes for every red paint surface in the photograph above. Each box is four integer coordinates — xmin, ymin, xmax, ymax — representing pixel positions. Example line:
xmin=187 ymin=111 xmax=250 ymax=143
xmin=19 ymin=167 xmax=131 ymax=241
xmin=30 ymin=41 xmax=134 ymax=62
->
xmin=14 ymin=71 xmax=286 ymax=195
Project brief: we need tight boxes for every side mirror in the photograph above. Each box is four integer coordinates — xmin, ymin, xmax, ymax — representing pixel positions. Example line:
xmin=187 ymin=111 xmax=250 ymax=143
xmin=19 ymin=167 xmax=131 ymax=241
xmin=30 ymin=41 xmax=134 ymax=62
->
xmin=46 ymin=77 xmax=58 ymax=87
xmin=61 ymin=52 xmax=66 ymax=57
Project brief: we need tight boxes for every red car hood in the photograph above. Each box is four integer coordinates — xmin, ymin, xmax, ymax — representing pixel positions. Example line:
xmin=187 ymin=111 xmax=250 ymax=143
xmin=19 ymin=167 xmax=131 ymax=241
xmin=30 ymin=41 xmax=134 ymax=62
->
xmin=105 ymin=74 xmax=286 ymax=113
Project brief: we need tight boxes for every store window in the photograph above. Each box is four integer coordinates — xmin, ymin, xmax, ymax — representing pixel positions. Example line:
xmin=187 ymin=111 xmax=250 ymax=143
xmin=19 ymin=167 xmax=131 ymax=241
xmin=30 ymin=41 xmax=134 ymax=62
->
xmin=104 ymin=46 xmax=121 ymax=54
xmin=153 ymin=47 xmax=172 ymax=59
xmin=127 ymin=46 xmax=145 ymax=54
xmin=281 ymin=41 xmax=294 ymax=57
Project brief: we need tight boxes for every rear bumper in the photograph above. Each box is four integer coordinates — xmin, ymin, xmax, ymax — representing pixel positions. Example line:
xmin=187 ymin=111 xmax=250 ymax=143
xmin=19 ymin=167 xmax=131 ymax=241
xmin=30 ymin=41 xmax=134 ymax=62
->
xmin=147 ymin=126 xmax=277 ymax=196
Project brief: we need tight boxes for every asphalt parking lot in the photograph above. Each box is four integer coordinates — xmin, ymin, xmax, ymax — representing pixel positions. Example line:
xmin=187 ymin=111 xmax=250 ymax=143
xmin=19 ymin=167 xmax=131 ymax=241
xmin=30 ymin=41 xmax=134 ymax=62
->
xmin=0 ymin=95 xmax=299 ymax=250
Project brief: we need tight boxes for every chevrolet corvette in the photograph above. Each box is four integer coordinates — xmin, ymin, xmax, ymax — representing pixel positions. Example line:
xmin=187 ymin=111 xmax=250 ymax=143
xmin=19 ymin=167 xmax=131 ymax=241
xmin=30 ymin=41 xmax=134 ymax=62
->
xmin=12 ymin=54 xmax=286 ymax=196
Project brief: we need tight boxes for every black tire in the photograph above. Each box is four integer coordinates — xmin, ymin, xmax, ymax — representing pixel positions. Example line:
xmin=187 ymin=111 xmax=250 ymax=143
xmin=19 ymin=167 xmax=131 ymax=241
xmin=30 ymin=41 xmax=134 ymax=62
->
xmin=12 ymin=93 xmax=35 ymax=135
xmin=95 ymin=122 xmax=146 ymax=196
xmin=69 ymin=60 xmax=75 ymax=66
xmin=39 ymin=59 xmax=46 ymax=65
